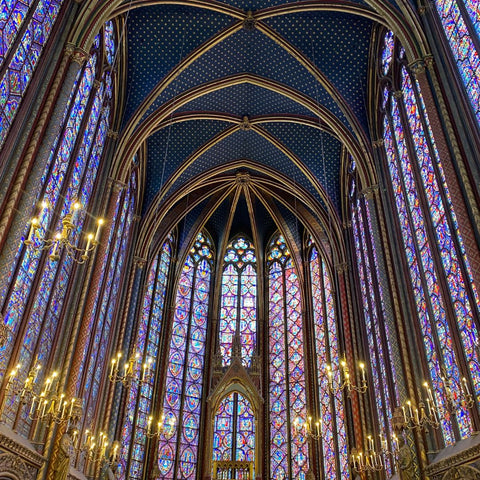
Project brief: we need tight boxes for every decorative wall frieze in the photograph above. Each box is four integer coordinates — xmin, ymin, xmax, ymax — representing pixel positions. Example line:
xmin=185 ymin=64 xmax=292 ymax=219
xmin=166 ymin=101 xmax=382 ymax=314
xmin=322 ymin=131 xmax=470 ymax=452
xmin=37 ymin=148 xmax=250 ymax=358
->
xmin=0 ymin=453 xmax=36 ymax=479
xmin=0 ymin=429 xmax=44 ymax=468
xmin=425 ymin=435 xmax=480 ymax=480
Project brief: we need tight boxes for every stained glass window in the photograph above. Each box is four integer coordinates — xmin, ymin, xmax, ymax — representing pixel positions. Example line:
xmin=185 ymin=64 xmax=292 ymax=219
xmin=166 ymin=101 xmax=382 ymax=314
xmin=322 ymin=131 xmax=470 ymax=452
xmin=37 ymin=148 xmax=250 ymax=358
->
xmin=309 ymin=244 xmax=349 ymax=478
xmin=0 ymin=0 xmax=64 ymax=147
xmin=348 ymin=172 xmax=400 ymax=475
xmin=434 ymin=0 xmax=480 ymax=125
xmin=117 ymin=234 xmax=173 ymax=479
xmin=381 ymin=32 xmax=479 ymax=444
xmin=158 ymin=232 xmax=213 ymax=480
xmin=0 ymin=23 xmax=116 ymax=436
xmin=219 ymin=237 xmax=257 ymax=368
xmin=212 ymin=392 xmax=255 ymax=468
xmin=268 ymin=235 xmax=308 ymax=480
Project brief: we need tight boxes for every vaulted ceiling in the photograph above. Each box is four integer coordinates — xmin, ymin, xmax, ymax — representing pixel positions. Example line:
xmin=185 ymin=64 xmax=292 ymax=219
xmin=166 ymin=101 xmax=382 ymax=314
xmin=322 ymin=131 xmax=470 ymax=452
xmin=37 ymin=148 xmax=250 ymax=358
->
xmin=110 ymin=0 xmax=417 ymax=258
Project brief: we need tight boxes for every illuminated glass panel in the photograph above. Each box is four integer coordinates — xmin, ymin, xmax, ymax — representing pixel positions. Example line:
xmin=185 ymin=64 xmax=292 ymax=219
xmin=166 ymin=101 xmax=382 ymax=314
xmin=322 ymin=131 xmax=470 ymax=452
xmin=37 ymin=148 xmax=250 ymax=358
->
xmin=350 ymin=194 xmax=399 ymax=475
xmin=309 ymin=246 xmax=349 ymax=479
xmin=0 ymin=0 xmax=64 ymax=146
xmin=434 ymin=0 xmax=480 ymax=125
xmin=219 ymin=237 xmax=257 ymax=367
xmin=0 ymin=24 xmax=115 ymax=437
xmin=402 ymin=69 xmax=480 ymax=410
xmin=212 ymin=393 xmax=255 ymax=466
xmin=382 ymin=30 xmax=394 ymax=74
xmin=268 ymin=235 xmax=308 ymax=480
xmin=158 ymin=233 xmax=212 ymax=480
xmin=383 ymin=75 xmax=475 ymax=441
xmin=117 ymin=237 xmax=172 ymax=479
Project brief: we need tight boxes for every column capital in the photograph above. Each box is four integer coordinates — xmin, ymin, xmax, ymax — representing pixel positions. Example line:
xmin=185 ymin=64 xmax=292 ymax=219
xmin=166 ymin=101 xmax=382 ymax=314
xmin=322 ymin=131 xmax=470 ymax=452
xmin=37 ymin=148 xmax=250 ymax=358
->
xmin=133 ymin=256 xmax=147 ymax=268
xmin=65 ymin=43 xmax=89 ymax=66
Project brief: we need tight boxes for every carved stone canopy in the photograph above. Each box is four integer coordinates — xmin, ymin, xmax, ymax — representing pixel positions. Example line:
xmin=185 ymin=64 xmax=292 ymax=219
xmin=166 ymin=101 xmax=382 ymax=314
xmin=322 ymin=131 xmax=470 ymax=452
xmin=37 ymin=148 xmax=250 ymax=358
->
xmin=425 ymin=433 xmax=480 ymax=480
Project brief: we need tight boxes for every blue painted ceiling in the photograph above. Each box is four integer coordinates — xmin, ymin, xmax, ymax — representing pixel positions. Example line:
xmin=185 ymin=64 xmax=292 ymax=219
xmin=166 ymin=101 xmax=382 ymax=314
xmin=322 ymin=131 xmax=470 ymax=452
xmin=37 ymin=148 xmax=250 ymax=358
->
xmin=121 ymin=1 xmax=389 ymax=243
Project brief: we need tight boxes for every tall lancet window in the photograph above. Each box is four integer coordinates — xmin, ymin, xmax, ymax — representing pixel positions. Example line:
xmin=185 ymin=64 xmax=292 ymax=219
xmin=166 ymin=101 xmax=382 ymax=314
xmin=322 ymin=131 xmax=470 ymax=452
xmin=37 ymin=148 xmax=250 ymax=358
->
xmin=308 ymin=240 xmax=349 ymax=478
xmin=381 ymin=31 xmax=480 ymax=444
xmin=268 ymin=235 xmax=308 ymax=480
xmin=433 ymin=0 xmax=480 ymax=125
xmin=348 ymin=165 xmax=399 ymax=476
xmin=219 ymin=236 xmax=257 ymax=367
xmin=158 ymin=232 xmax=213 ymax=480
xmin=0 ymin=0 xmax=64 ymax=147
xmin=117 ymin=234 xmax=173 ymax=479
xmin=0 ymin=21 xmax=116 ymax=435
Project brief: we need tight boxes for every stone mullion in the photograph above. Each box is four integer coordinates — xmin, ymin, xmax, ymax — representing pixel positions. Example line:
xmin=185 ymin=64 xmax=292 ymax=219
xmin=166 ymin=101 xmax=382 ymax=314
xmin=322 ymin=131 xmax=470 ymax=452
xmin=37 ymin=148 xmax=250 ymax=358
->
xmin=415 ymin=61 xmax=480 ymax=297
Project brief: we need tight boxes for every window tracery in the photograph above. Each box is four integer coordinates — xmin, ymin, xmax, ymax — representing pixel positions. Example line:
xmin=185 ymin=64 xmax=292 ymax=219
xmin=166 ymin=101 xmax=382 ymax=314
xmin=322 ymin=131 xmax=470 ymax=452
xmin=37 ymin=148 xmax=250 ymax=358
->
xmin=309 ymin=243 xmax=350 ymax=478
xmin=219 ymin=236 xmax=257 ymax=368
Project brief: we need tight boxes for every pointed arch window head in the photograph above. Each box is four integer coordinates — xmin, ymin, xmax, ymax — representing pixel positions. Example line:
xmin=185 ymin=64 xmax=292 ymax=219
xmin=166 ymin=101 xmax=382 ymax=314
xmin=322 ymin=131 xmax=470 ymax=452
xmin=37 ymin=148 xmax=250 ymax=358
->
xmin=382 ymin=30 xmax=395 ymax=74
xmin=267 ymin=234 xmax=309 ymax=480
xmin=219 ymin=236 xmax=257 ymax=368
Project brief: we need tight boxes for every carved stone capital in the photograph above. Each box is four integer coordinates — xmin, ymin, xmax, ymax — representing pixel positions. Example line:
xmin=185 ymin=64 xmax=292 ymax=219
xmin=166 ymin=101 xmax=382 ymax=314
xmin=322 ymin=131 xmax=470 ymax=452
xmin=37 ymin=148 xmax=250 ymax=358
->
xmin=424 ymin=54 xmax=435 ymax=69
xmin=69 ymin=46 xmax=89 ymax=66
xmin=107 ymin=177 xmax=126 ymax=193
xmin=361 ymin=184 xmax=379 ymax=200
xmin=408 ymin=59 xmax=426 ymax=76
xmin=93 ymin=79 xmax=102 ymax=90
xmin=107 ymin=129 xmax=119 ymax=140
xmin=133 ymin=214 xmax=142 ymax=223
xmin=393 ymin=90 xmax=403 ymax=100
xmin=134 ymin=256 xmax=147 ymax=268
xmin=335 ymin=262 xmax=349 ymax=273
xmin=372 ymin=139 xmax=384 ymax=148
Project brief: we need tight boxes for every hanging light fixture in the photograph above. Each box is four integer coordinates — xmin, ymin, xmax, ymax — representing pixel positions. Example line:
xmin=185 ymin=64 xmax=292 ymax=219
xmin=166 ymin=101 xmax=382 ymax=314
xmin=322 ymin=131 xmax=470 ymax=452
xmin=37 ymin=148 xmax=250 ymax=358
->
xmin=24 ymin=199 xmax=104 ymax=264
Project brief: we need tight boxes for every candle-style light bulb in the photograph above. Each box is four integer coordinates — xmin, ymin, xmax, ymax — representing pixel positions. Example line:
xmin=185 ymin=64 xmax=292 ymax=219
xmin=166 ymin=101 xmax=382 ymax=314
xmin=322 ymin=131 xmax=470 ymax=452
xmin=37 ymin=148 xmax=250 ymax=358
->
xmin=94 ymin=218 xmax=104 ymax=244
